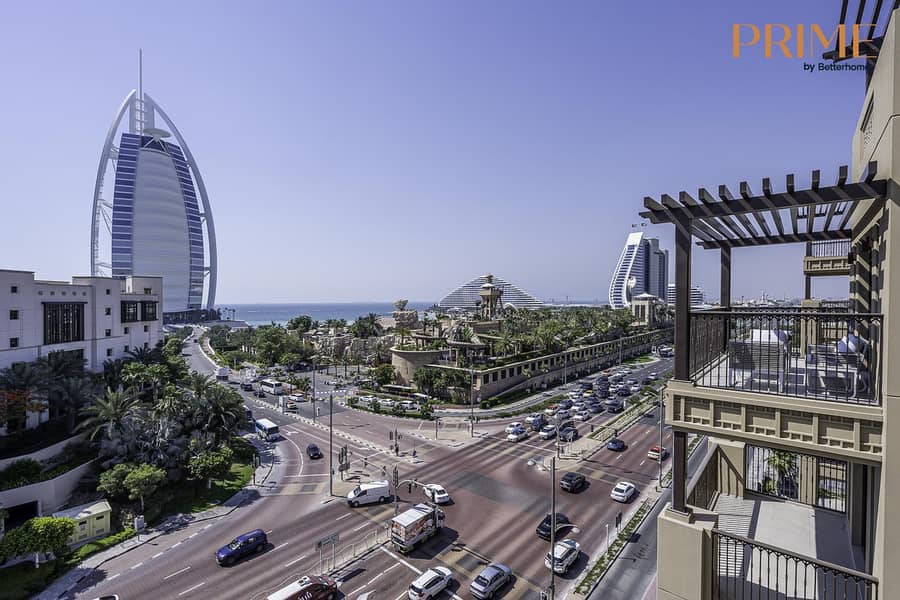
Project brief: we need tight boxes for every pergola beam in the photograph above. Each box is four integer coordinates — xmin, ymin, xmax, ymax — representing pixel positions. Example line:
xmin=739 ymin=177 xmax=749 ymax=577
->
xmin=697 ymin=227 xmax=851 ymax=249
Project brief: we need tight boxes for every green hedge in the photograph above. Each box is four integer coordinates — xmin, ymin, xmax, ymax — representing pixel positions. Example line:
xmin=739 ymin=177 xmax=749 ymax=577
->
xmin=0 ymin=444 xmax=96 ymax=491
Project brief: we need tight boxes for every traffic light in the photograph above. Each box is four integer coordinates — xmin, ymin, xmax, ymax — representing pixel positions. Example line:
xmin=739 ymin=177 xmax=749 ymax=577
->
xmin=389 ymin=431 xmax=394 ymax=440
xmin=616 ymin=511 xmax=622 ymax=528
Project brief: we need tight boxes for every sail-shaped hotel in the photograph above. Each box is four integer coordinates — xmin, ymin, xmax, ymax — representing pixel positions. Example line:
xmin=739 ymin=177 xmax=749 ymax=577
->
xmin=90 ymin=57 xmax=217 ymax=321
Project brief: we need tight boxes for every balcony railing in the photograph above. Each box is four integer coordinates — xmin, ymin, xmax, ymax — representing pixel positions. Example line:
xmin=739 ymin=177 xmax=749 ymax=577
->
xmin=690 ymin=309 xmax=882 ymax=405
xmin=711 ymin=528 xmax=878 ymax=599
xmin=809 ymin=239 xmax=851 ymax=258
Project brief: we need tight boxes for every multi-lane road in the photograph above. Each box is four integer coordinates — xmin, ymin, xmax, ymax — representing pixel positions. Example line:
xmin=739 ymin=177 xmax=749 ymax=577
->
xmin=68 ymin=335 xmax=673 ymax=600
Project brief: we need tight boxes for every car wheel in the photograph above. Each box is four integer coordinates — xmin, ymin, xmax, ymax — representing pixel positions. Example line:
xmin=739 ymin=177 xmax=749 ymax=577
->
xmin=350 ymin=501 xmax=358 ymax=508
xmin=379 ymin=496 xmax=386 ymax=503
xmin=257 ymin=544 xmax=265 ymax=553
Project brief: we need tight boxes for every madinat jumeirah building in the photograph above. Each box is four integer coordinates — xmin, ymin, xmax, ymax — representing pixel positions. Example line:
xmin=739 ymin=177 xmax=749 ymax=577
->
xmin=649 ymin=4 xmax=900 ymax=599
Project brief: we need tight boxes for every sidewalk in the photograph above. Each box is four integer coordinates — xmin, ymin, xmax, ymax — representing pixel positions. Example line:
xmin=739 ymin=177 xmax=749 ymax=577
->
xmin=40 ymin=435 xmax=276 ymax=600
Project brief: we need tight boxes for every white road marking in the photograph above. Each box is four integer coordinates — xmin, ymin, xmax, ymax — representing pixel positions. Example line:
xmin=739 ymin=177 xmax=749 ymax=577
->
xmin=336 ymin=513 xmax=352 ymax=521
xmin=352 ymin=522 xmax=372 ymax=532
xmin=272 ymin=541 xmax=290 ymax=551
xmin=381 ymin=546 xmax=422 ymax=575
xmin=171 ymin=541 xmax=182 ymax=548
xmin=188 ymin=532 xmax=198 ymax=539
xmin=640 ymin=460 xmax=646 ymax=466
xmin=349 ymin=585 xmax=367 ymax=596
xmin=130 ymin=561 xmax=143 ymax=570
xmin=178 ymin=582 xmax=206 ymax=596
xmin=152 ymin=551 xmax=164 ymax=559
xmin=368 ymin=562 xmax=399 ymax=584
xmin=164 ymin=566 xmax=191 ymax=580
xmin=283 ymin=473 xmax=329 ymax=478
xmin=284 ymin=553 xmax=308 ymax=567
xmin=109 ymin=573 xmax=121 ymax=581
xmin=394 ymin=593 xmax=407 ymax=600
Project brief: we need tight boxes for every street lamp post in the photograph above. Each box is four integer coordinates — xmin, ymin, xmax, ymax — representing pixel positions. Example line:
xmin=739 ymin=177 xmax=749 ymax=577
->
xmin=470 ymin=367 xmax=475 ymax=437
xmin=658 ymin=386 xmax=665 ymax=487
xmin=329 ymin=393 xmax=334 ymax=497
xmin=549 ymin=455 xmax=557 ymax=600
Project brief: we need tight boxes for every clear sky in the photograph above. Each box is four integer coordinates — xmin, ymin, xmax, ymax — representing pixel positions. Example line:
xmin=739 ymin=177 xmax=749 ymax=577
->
xmin=0 ymin=1 xmax=867 ymax=303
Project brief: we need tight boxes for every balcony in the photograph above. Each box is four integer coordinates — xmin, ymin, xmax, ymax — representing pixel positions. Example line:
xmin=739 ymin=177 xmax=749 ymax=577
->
xmin=804 ymin=240 xmax=851 ymax=277
xmin=689 ymin=308 xmax=881 ymax=406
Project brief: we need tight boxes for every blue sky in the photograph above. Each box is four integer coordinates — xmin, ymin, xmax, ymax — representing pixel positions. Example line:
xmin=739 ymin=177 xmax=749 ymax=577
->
xmin=0 ymin=1 xmax=866 ymax=303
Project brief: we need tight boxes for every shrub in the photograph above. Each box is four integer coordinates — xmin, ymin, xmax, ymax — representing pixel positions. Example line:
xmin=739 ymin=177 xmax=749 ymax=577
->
xmin=0 ymin=459 xmax=42 ymax=490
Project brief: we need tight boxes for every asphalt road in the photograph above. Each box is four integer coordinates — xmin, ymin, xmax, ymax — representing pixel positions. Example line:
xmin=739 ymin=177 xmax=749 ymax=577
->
xmin=68 ymin=331 xmax=673 ymax=600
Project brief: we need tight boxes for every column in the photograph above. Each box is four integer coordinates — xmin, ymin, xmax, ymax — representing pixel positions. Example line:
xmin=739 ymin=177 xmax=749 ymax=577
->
xmin=804 ymin=241 xmax=812 ymax=300
xmin=673 ymin=213 xmax=691 ymax=514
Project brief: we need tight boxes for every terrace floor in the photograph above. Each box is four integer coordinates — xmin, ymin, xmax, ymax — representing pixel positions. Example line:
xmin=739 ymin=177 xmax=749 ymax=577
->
xmin=713 ymin=493 xmax=865 ymax=572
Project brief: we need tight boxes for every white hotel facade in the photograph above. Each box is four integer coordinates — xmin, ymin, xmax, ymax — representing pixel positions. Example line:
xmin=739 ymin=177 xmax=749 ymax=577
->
xmin=0 ymin=269 xmax=163 ymax=374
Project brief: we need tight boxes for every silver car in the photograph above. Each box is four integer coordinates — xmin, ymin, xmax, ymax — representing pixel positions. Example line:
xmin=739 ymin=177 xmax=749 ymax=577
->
xmin=470 ymin=563 xmax=511 ymax=599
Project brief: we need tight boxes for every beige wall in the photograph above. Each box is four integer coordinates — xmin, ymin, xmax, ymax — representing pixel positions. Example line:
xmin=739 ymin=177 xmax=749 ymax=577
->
xmin=657 ymin=506 xmax=717 ymax=600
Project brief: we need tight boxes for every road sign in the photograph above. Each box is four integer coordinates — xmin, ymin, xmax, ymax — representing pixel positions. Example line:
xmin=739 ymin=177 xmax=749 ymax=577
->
xmin=316 ymin=532 xmax=339 ymax=550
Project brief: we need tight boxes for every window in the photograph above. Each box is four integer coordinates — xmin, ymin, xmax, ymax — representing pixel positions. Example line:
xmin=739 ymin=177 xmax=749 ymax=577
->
xmin=106 ymin=288 xmax=111 ymax=295
xmin=10 ymin=285 xmax=17 ymax=293
xmin=143 ymin=287 xmax=152 ymax=294
xmin=124 ymin=345 xmax=129 ymax=352
xmin=143 ymin=325 xmax=149 ymax=332
xmin=9 ymin=310 xmax=18 ymax=320
xmin=43 ymin=303 xmax=85 ymax=345
xmin=105 ymin=329 xmax=111 ymax=337
xmin=123 ymin=327 xmax=129 ymax=334
xmin=121 ymin=301 xmax=139 ymax=323
xmin=141 ymin=301 xmax=158 ymax=322
xmin=9 ymin=337 xmax=18 ymax=348
xmin=106 ymin=348 xmax=112 ymax=357
xmin=104 ymin=307 xmax=111 ymax=316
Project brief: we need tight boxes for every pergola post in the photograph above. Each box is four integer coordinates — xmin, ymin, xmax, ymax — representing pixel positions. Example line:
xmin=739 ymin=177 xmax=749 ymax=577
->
xmin=673 ymin=212 xmax=691 ymax=514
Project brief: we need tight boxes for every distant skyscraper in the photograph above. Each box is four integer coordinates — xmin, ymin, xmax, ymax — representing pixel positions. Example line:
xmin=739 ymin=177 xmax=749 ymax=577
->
xmin=90 ymin=53 xmax=217 ymax=319
xmin=608 ymin=232 xmax=668 ymax=308
xmin=667 ymin=283 xmax=705 ymax=306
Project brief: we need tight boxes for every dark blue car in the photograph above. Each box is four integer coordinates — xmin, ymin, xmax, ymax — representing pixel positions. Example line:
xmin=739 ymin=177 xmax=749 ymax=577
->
xmin=307 ymin=443 xmax=323 ymax=459
xmin=216 ymin=529 xmax=268 ymax=565
xmin=607 ymin=438 xmax=627 ymax=452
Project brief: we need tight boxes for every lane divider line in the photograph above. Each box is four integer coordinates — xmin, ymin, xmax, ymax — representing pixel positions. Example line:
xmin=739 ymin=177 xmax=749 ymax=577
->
xmin=284 ymin=553 xmax=308 ymax=567
xmin=178 ymin=582 xmax=206 ymax=596
xmin=164 ymin=566 xmax=191 ymax=580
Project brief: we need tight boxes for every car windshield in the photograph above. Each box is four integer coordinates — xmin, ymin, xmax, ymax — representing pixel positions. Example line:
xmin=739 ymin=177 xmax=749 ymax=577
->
xmin=228 ymin=539 xmax=241 ymax=550
xmin=410 ymin=584 xmax=424 ymax=594
xmin=615 ymin=484 xmax=629 ymax=492
xmin=474 ymin=575 xmax=490 ymax=586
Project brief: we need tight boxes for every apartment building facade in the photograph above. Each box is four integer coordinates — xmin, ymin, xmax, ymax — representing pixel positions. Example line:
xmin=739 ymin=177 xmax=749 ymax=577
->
xmin=647 ymin=7 xmax=900 ymax=599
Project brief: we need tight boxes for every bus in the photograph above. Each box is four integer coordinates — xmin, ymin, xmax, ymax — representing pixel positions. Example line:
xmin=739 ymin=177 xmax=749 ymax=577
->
xmin=255 ymin=418 xmax=280 ymax=441
xmin=260 ymin=379 xmax=284 ymax=395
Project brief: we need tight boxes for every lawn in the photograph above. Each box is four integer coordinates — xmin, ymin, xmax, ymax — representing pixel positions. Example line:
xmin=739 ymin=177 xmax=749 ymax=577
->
xmin=156 ymin=461 xmax=253 ymax=519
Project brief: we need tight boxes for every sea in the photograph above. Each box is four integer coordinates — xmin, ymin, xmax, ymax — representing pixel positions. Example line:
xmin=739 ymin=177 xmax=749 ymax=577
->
xmin=217 ymin=302 xmax=436 ymax=327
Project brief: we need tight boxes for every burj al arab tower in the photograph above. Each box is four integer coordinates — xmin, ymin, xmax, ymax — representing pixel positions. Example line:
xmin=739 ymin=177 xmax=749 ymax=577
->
xmin=90 ymin=53 xmax=217 ymax=320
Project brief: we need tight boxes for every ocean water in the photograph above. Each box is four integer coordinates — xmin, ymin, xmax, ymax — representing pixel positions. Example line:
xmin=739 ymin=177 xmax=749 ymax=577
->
xmin=217 ymin=302 xmax=435 ymax=327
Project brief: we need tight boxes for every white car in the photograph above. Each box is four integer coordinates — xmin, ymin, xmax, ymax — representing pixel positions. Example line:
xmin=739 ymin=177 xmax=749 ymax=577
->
xmin=567 ymin=391 xmax=582 ymax=399
xmin=630 ymin=385 xmax=641 ymax=393
xmin=539 ymin=425 xmax=557 ymax=440
xmin=507 ymin=428 xmax=528 ymax=442
xmin=544 ymin=539 xmax=581 ymax=574
xmin=610 ymin=481 xmax=637 ymax=502
xmin=649 ymin=372 xmax=659 ymax=380
xmin=544 ymin=406 xmax=558 ymax=416
xmin=524 ymin=413 xmax=543 ymax=425
xmin=555 ymin=409 xmax=570 ymax=420
xmin=423 ymin=484 xmax=451 ymax=504
xmin=380 ymin=399 xmax=396 ymax=409
xmin=408 ymin=566 xmax=453 ymax=600
xmin=573 ymin=411 xmax=590 ymax=421
xmin=505 ymin=422 xmax=524 ymax=435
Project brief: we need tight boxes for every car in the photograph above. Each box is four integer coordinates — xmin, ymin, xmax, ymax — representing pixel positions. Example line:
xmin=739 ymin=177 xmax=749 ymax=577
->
xmin=240 ymin=382 xmax=254 ymax=391
xmin=409 ymin=566 xmax=453 ymax=600
xmin=307 ymin=443 xmax=323 ymax=459
xmin=626 ymin=378 xmax=638 ymax=385
xmin=216 ymin=529 xmax=268 ymax=565
xmin=555 ymin=409 xmax=570 ymax=420
xmin=380 ymin=399 xmax=396 ymax=409
xmin=539 ymin=425 xmax=558 ymax=440
xmin=507 ymin=428 xmax=528 ymax=442
xmin=524 ymin=413 xmax=543 ymax=425
xmin=587 ymin=403 xmax=604 ymax=414
xmin=505 ymin=422 xmax=524 ymax=435
xmin=573 ymin=411 xmax=590 ymax=421
xmin=558 ymin=399 xmax=574 ymax=410
xmin=544 ymin=405 xmax=559 ymax=416
xmin=289 ymin=393 xmax=304 ymax=403
xmin=423 ymin=483 xmax=451 ymax=504
xmin=227 ymin=380 xmax=240 ymax=386
xmin=616 ymin=387 xmax=631 ymax=397
xmin=641 ymin=377 xmax=652 ymax=386
xmin=596 ymin=388 xmax=610 ymax=399
xmin=470 ymin=563 xmax=512 ymax=600
xmin=630 ymin=385 xmax=641 ymax=393
xmin=610 ymin=481 xmax=637 ymax=502
xmin=326 ymin=380 xmax=338 ymax=385
xmin=558 ymin=426 xmax=579 ymax=442
xmin=605 ymin=399 xmax=625 ymax=412
xmin=254 ymin=390 xmax=267 ymax=398
xmin=536 ymin=513 xmax=570 ymax=539
xmin=559 ymin=472 xmax=585 ymax=492
xmin=647 ymin=445 xmax=670 ymax=461
xmin=573 ymin=401 xmax=587 ymax=410
xmin=545 ymin=539 xmax=581 ymax=574
xmin=91 ymin=596 xmax=119 ymax=600
xmin=267 ymin=574 xmax=338 ymax=600
xmin=649 ymin=372 xmax=659 ymax=380
xmin=607 ymin=437 xmax=626 ymax=451
xmin=529 ymin=416 xmax=547 ymax=431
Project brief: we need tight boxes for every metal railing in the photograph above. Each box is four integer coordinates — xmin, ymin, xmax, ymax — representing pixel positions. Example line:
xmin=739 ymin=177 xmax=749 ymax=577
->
xmin=689 ymin=309 xmax=882 ymax=405
xmin=809 ymin=240 xmax=851 ymax=258
xmin=711 ymin=528 xmax=878 ymax=599
xmin=745 ymin=445 xmax=848 ymax=513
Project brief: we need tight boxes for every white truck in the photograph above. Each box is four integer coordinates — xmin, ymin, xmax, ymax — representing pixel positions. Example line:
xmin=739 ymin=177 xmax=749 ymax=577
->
xmin=215 ymin=366 xmax=230 ymax=381
xmin=390 ymin=503 xmax=445 ymax=553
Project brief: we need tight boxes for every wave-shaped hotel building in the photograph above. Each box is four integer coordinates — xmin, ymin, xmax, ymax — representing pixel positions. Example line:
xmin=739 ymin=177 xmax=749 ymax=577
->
xmin=90 ymin=59 xmax=217 ymax=322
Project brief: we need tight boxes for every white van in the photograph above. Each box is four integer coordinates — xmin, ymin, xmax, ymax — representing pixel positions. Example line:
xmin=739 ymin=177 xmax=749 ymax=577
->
xmin=347 ymin=481 xmax=391 ymax=507
xmin=400 ymin=400 xmax=418 ymax=411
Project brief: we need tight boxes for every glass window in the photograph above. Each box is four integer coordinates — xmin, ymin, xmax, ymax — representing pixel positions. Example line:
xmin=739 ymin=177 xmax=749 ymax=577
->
xmin=121 ymin=301 xmax=139 ymax=323
xmin=9 ymin=337 xmax=18 ymax=348
xmin=106 ymin=289 xmax=111 ymax=295
xmin=105 ymin=307 xmax=111 ymax=316
xmin=141 ymin=301 xmax=158 ymax=322
xmin=43 ymin=303 xmax=85 ymax=345
xmin=124 ymin=345 xmax=129 ymax=352
xmin=143 ymin=287 xmax=152 ymax=294
xmin=10 ymin=285 xmax=17 ymax=293
xmin=143 ymin=325 xmax=148 ymax=332
xmin=105 ymin=329 xmax=111 ymax=337
xmin=106 ymin=348 xmax=112 ymax=357
xmin=9 ymin=310 xmax=18 ymax=320
xmin=124 ymin=327 xmax=129 ymax=334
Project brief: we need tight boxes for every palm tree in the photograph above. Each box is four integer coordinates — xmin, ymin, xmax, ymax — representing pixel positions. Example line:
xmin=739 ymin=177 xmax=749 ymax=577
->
xmin=0 ymin=362 xmax=45 ymax=432
xmin=102 ymin=358 xmax=127 ymax=390
xmin=78 ymin=387 xmax=142 ymax=442
xmin=202 ymin=386 xmax=243 ymax=446
xmin=765 ymin=450 xmax=798 ymax=498
xmin=145 ymin=364 xmax=169 ymax=403
xmin=183 ymin=372 xmax=213 ymax=404
xmin=126 ymin=346 xmax=159 ymax=365
xmin=396 ymin=326 xmax=411 ymax=347
xmin=57 ymin=377 xmax=95 ymax=433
